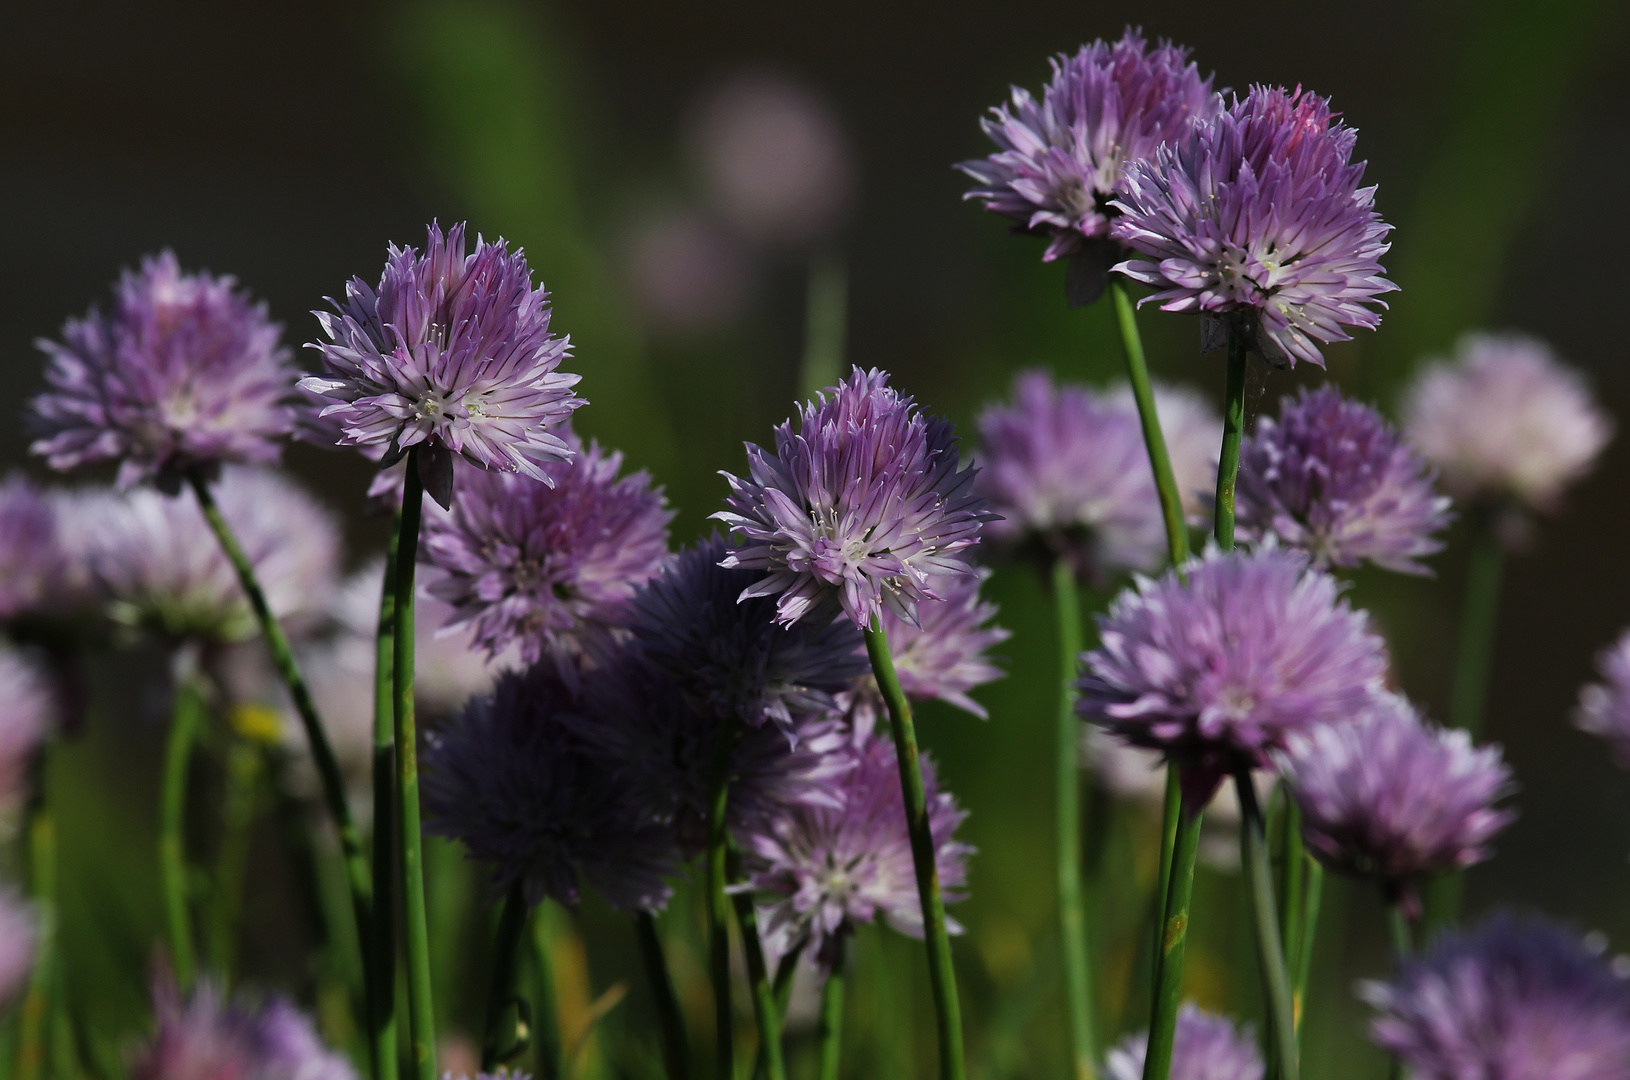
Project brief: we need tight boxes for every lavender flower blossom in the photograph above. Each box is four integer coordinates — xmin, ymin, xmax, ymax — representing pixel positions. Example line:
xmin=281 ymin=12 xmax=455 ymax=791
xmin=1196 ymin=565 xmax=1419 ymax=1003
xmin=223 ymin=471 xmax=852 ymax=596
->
xmin=959 ymin=29 xmax=1218 ymax=300
xmin=423 ymin=657 xmax=678 ymax=912
xmin=739 ymin=730 xmax=970 ymax=969
xmin=1363 ymin=914 xmax=1630 ymax=1080
xmin=31 ymin=252 xmax=297 ymax=491
xmin=1237 ymin=386 xmax=1450 ymax=573
xmin=1576 ymin=627 xmax=1630 ymax=770
xmin=1078 ymin=545 xmax=1387 ymax=796
xmin=133 ymin=980 xmax=355 ymax=1080
xmin=1402 ymin=332 xmax=1613 ymax=512
xmin=716 ymin=367 xmax=993 ymax=630
xmin=0 ymin=650 xmax=51 ymax=820
xmin=1102 ymin=1003 xmax=1263 ymax=1080
xmin=301 ymin=222 xmax=584 ymax=508
xmin=0 ymin=892 xmax=35 ymax=1005
xmin=0 ymin=475 xmax=76 ymax=624
xmin=1112 ymin=86 xmax=1396 ymax=367
xmin=1103 ymin=380 xmax=1221 ymax=520
xmin=629 ymin=536 xmax=867 ymax=732
xmin=1277 ymin=695 xmax=1514 ymax=890
xmin=423 ymin=444 xmax=672 ymax=668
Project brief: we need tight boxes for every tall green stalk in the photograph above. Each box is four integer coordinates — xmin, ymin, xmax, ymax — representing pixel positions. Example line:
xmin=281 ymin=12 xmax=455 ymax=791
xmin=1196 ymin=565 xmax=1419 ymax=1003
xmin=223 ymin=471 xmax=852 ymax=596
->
xmin=1149 ymin=769 xmax=1180 ymax=1018
xmin=706 ymin=718 xmax=739 ymax=1080
xmin=159 ymin=671 xmax=205 ymax=991
xmin=1293 ymin=861 xmax=1323 ymax=1038
xmin=1235 ymin=771 xmax=1299 ymax=1080
xmin=207 ymin=738 xmax=262 ymax=983
xmin=800 ymin=252 xmax=848 ymax=400
xmin=1449 ymin=510 xmax=1504 ymax=738
xmin=1215 ymin=337 xmax=1250 ymax=550
xmin=481 ymin=884 xmax=531 ymax=1071
xmin=636 ymin=913 xmax=691 ymax=1080
xmin=15 ymin=811 xmax=55 ymax=1080
xmin=816 ymin=937 xmax=846 ymax=1080
xmin=1052 ymin=559 xmax=1096 ymax=1080
xmin=1140 ymin=787 xmax=1202 ymax=1080
xmin=392 ymin=453 xmax=437 ymax=1080
xmin=372 ymin=511 xmax=401 ymax=1080
xmin=1386 ymin=893 xmax=1414 ymax=958
xmin=863 ymin=620 xmax=966 ymax=1080
xmin=729 ymin=867 xmax=786 ymax=1080
xmin=531 ymin=907 xmax=565 ymax=1080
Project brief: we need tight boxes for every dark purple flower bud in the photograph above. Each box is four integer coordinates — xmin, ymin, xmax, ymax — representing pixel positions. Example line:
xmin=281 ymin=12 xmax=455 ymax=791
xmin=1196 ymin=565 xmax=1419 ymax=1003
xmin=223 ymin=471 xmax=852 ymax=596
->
xmin=133 ymin=979 xmax=355 ymax=1080
xmin=1102 ymin=1003 xmax=1263 ymax=1080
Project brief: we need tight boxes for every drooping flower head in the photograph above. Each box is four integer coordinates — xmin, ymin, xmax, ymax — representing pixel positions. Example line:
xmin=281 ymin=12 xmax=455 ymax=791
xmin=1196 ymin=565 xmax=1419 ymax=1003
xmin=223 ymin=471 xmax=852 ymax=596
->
xmin=715 ymin=367 xmax=993 ymax=630
xmin=1401 ymin=332 xmax=1613 ymax=512
xmin=423 ymin=444 xmax=672 ymax=669
xmin=629 ymin=536 xmax=867 ymax=733
xmin=1102 ymin=1003 xmax=1263 ymax=1080
xmin=132 ymin=979 xmax=356 ymax=1080
xmin=0 ymin=892 xmax=36 ymax=1005
xmin=1078 ymin=545 xmax=1387 ymax=797
xmin=739 ymin=728 xmax=970 ymax=969
xmin=423 ymin=657 xmax=678 ymax=912
xmin=1277 ymin=695 xmax=1514 ymax=895
xmin=959 ymin=30 xmax=1219 ymax=283
xmin=0 ymin=650 xmax=51 ymax=820
xmin=1575 ymin=627 xmax=1630 ymax=770
xmin=1237 ymin=386 xmax=1450 ymax=573
xmin=31 ymin=252 xmax=297 ymax=491
xmin=1103 ymin=380 xmax=1221 ymax=521
xmin=301 ymin=222 xmax=584 ymax=508
xmin=1363 ymin=914 xmax=1630 ymax=1080
xmin=1112 ymin=86 xmax=1396 ymax=367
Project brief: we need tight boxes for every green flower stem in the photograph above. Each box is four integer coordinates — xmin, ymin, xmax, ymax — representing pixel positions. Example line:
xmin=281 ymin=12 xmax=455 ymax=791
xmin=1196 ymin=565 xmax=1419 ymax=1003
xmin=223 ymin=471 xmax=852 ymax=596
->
xmin=1235 ymin=769 xmax=1299 ymax=1080
xmin=531 ymin=907 xmax=565 ymax=1080
xmin=1386 ymin=893 xmax=1414 ymax=958
xmin=1450 ymin=510 xmax=1503 ymax=738
xmin=817 ymin=936 xmax=846 ymax=1080
xmin=1215 ymin=335 xmax=1250 ymax=551
xmin=1149 ymin=768 xmax=1181 ymax=1018
xmin=752 ymin=942 xmax=807 ymax=1080
xmin=481 ymin=883 xmax=531 ymax=1071
xmin=159 ymin=671 xmax=205 ymax=991
xmin=637 ymin=912 xmax=691 ymax=1080
xmin=799 ymin=251 xmax=848 ymax=401
xmin=705 ymin=717 xmax=739 ymax=1080
xmin=1109 ymin=277 xmax=1190 ymax=568
xmin=371 ymin=509 xmax=401 ymax=1080
xmin=729 ymin=859 xmax=786 ymax=1080
xmin=15 ymin=810 xmax=56 ymax=1080
xmin=392 ymin=453 xmax=437 ymax=1080
xmin=1294 ymin=861 xmax=1323 ymax=1038
xmin=864 ymin=620 xmax=966 ymax=1080
xmin=1052 ymin=559 xmax=1096 ymax=1080
xmin=207 ymin=738 xmax=262 ymax=984
xmin=1140 ymin=785 xmax=1202 ymax=1080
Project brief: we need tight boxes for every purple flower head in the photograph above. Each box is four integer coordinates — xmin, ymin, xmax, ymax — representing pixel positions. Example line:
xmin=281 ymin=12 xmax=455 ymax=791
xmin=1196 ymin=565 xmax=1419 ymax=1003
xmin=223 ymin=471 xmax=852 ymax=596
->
xmin=0 ymin=475 xmax=77 ymax=624
xmin=423 ymin=657 xmax=678 ymax=912
xmin=1102 ymin=1003 xmax=1263 ymax=1080
xmin=1276 ymin=694 xmax=1514 ymax=892
xmin=715 ymin=367 xmax=994 ymax=630
xmin=1363 ymin=914 xmax=1630 ymax=1080
xmin=1112 ymin=86 xmax=1396 ymax=368
xmin=0 ymin=892 xmax=36 ymax=1006
xmin=740 ymin=729 xmax=970 ymax=970
xmin=133 ymin=979 xmax=355 ymax=1080
xmin=422 ymin=443 xmax=673 ymax=669
xmin=1077 ymin=545 xmax=1388 ymax=797
xmin=0 ymin=650 xmax=51 ymax=818
xmin=301 ymin=222 xmax=584 ymax=509
xmin=1237 ymin=386 xmax=1450 ymax=574
xmin=629 ymin=535 xmax=867 ymax=733
xmin=1402 ymin=332 xmax=1613 ymax=512
xmin=31 ymin=252 xmax=297 ymax=492
xmin=1575 ymin=627 xmax=1630 ymax=770
xmin=959 ymin=30 xmax=1219 ymax=278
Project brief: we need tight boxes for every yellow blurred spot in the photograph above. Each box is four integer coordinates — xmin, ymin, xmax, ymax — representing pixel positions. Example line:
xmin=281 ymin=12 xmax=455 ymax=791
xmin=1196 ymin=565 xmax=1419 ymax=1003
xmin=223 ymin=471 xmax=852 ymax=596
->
xmin=230 ymin=703 xmax=284 ymax=745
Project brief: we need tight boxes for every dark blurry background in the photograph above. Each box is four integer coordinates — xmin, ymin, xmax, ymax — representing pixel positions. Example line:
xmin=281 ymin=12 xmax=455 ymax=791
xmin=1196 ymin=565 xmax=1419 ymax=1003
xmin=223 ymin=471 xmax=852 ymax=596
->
xmin=6 ymin=1 xmax=1630 ymax=1077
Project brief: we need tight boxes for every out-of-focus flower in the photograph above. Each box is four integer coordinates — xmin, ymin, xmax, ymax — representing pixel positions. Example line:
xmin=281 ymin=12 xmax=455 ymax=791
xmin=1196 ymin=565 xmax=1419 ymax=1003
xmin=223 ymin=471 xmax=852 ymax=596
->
xmin=690 ymin=72 xmax=854 ymax=246
xmin=716 ymin=367 xmax=993 ymax=630
xmin=132 ymin=979 xmax=355 ymax=1080
xmin=1078 ymin=545 xmax=1387 ymax=798
xmin=0 ymin=475 xmax=78 ymax=624
xmin=740 ymin=730 xmax=970 ymax=969
xmin=1277 ymin=695 xmax=1514 ymax=891
xmin=0 ymin=892 xmax=36 ymax=1006
xmin=1101 ymin=1003 xmax=1263 ymax=1080
xmin=1363 ymin=914 xmax=1630 ymax=1080
xmin=620 ymin=206 xmax=750 ymax=333
xmin=31 ymin=252 xmax=296 ymax=491
xmin=0 ymin=650 xmax=51 ymax=819
xmin=423 ymin=658 xmax=678 ymax=912
xmin=1576 ymin=627 xmax=1630 ymax=770
xmin=1401 ymin=332 xmax=1612 ymax=512
xmin=1237 ymin=386 xmax=1450 ymax=574
xmin=1112 ymin=86 xmax=1395 ymax=368
xmin=422 ymin=445 xmax=672 ymax=669
xmin=1102 ymin=380 xmax=1221 ymax=521
xmin=301 ymin=222 xmax=583 ymax=509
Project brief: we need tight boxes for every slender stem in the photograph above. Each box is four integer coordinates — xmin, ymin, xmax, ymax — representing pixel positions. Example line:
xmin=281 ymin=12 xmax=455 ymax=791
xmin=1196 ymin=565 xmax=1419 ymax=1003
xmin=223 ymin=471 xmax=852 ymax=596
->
xmin=1110 ymin=277 xmax=1190 ymax=568
xmin=15 ymin=811 xmax=55 ymax=1080
xmin=1149 ymin=769 xmax=1181 ymax=1018
xmin=1214 ymin=336 xmax=1249 ymax=550
xmin=1275 ymin=797 xmax=1305 ymax=1000
xmin=1140 ymin=787 xmax=1202 ymax=1080
xmin=800 ymin=251 xmax=848 ymax=400
xmin=531 ymin=906 xmax=565 ymax=1080
xmin=392 ymin=453 xmax=437 ymax=1080
xmin=481 ymin=884 xmax=532 ymax=1070
xmin=159 ymin=672 xmax=205 ymax=992
xmin=637 ymin=912 xmax=691 ymax=1080
xmin=729 ymin=860 xmax=786 ymax=1080
xmin=753 ymin=943 xmax=807 ymax=1080
xmin=1052 ymin=559 xmax=1096 ymax=1080
xmin=1449 ymin=511 xmax=1504 ymax=739
xmin=1386 ymin=894 xmax=1414 ymax=958
xmin=372 ymin=510 xmax=401 ymax=1080
xmin=1235 ymin=769 xmax=1299 ymax=1080
xmin=817 ymin=937 xmax=847 ymax=1080
xmin=1294 ymin=861 xmax=1323 ymax=1039
xmin=865 ymin=621 xmax=967 ymax=1080
xmin=706 ymin=717 xmax=739 ymax=1080
xmin=207 ymin=738 xmax=262 ymax=984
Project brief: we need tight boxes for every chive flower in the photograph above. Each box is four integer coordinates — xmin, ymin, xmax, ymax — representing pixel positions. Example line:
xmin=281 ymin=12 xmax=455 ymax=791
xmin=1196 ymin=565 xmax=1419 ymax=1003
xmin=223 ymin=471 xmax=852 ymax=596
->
xmin=0 ymin=650 xmax=51 ymax=820
xmin=1102 ymin=1003 xmax=1263 ymax=1080
xmin=133 ymin=980 xmax=356 ymax=1080
xmin=1576 ymin=627 xmax=1630 ymax=770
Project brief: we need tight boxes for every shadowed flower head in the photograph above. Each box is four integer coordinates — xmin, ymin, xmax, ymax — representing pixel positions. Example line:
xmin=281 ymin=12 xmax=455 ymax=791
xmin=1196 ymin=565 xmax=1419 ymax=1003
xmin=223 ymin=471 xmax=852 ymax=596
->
xmin=1401 ymin=332 xmax=1612 ymax=512
xmin=739 ymin=729 xmax=970 ymax=970
xmin=629 ymin=535 xmax=867 ymax=732
xmin=1277 ymin=695 xmax=1514 ymax=889
xmin=31 ymin=252 xmax=296 ymax=491
xmin=301 ymin=222 xmax=584 ymax=508
xmin=716 ymin=367 xmax=993 ymax=630
xmin=1576 ymin=627 xmax=1630 ymax=770
xmin=1078 ymin=545 xmax=1387 ymax=794
xmin=133 ymin=979 xmax=355 ymax=1080
xmin=1102 ymin=1003 xmax=1263 ymax=1080
xmin=1363 ymin=914 xmax=1630 ymax=1080
xmin=1237 ymin=386 xmax=1450 ymax=574
xmin=959 ymin=30 xmax=1218 ymax=272
xmin=0 ymin=650 xmax=51 ymax=819
xmin=423 ymin=657 xmax=678 ymax=912
xmin=1112 ymin=86 xmax=1395 ymax=367
xmin=423 ymin=444 xmax=672 ymax=669
xmin=0 ymin=892 xmax=35 ymax=1006
xmin=1103 ymin=380 xmax=1221 ymax=520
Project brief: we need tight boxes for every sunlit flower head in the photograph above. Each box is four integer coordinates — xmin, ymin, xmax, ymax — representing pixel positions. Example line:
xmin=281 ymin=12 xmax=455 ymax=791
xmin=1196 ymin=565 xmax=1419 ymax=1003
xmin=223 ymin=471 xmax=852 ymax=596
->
xmin=133 ymin=979 xmax=355 ymax=1080
xmin=1102 ymin=1003 xmax=1263 ymax=1080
